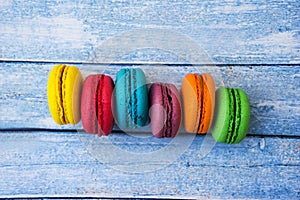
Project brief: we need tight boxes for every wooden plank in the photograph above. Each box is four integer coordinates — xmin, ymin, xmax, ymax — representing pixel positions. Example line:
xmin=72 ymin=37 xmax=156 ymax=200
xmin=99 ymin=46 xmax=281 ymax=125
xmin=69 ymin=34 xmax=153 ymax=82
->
xmin=0 ymin=0 xmax=299 ymax=64
xmin=1 ymin=62 xmax=299 ymax=136
xmin=0 ymin=131 xmax=299 ymax=199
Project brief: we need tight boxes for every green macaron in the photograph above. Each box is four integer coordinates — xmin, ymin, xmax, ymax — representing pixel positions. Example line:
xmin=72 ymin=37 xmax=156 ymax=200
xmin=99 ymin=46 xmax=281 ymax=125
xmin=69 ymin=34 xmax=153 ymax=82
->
xmin=211 ymin=87 xmax=250 ymax=144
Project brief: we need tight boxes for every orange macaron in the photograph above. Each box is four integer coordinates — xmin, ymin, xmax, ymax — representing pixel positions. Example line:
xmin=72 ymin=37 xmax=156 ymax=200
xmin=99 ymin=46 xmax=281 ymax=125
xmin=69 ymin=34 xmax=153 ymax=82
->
xmin=181 ymin=73 xmax=215 ymax=134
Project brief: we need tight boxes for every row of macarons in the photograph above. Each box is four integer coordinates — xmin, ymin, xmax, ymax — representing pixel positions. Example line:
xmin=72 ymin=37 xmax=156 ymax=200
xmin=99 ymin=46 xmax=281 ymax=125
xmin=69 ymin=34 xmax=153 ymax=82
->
xmin=48 ymin=64 xmax=250 ymax=144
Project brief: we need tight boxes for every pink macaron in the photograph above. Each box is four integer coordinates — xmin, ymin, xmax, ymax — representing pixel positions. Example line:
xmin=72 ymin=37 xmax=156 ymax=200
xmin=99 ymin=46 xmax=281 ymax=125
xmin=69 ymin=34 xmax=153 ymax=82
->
xmin=81 ymin=74 xmax=115 ymax=136
xmin=149 ymin=83 xmax=182 ymax=138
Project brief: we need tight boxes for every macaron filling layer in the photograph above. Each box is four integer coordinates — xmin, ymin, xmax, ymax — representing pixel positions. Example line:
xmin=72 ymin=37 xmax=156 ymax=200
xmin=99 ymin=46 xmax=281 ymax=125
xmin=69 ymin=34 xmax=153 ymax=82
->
xmin=59 ymin=65 xmax=71 ymax=124
xmin=226 ymin=88 xmax=235 ymax=143
xmin=226 ymin=88 xmax=242 ymax=144
xmin=195 ymin=74 xmax=205 ymax=133
xmin=125 ymin=68 xmax=138 ymax=127
xmin=61 ymin=65 xmax=70 ymax=124
xmin=55 ymin=65 xmax=66 ymax=124
xmin=96 ymin=75 xmax=104 ymax=135
xmin=231 ymin=89 xmax=242 ymax=143
xmin=162 ymin=84 xmax=173 ymax=137
xmin=130 ymin=69 xmax=138 ymax=127
xmin=132 ymin=69 xmax=149 ymax=127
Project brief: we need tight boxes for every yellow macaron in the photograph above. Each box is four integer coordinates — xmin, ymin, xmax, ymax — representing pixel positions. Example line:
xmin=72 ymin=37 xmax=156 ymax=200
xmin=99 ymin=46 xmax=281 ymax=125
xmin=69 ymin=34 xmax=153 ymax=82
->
xmin=47 ymin=64 xmax=83 ymax=125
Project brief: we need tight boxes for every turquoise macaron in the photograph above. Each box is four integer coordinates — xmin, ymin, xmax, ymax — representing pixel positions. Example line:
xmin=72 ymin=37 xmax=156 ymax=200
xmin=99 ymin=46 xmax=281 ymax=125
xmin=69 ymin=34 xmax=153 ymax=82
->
xmin=114 ymin=68 xmax=149 ymax=129
xmin=211 ymin=87 xmax=250 ymax=144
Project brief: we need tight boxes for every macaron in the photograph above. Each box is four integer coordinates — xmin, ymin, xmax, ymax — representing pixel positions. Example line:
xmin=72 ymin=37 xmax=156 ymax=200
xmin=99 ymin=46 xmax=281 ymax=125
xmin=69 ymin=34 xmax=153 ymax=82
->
xmin=114 ymin=68 xmax=149 ymax=129
xmin=81 ymin=74 xmax=115 ymax=136
xmin=181 ymin=73 xmax=215 ymax=134
xmin=211 ymin=87 xmax=250 ymax=144
xmin=149 ymin=83 xmax=182 ymax=138
xmin=47 ymin=64 xmax=83 ymax=125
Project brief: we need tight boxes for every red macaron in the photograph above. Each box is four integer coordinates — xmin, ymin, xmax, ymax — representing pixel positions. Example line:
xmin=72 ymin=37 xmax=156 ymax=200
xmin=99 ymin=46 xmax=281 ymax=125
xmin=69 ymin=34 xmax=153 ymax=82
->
xmin=81 ymin=74 xmax=115 ymax=136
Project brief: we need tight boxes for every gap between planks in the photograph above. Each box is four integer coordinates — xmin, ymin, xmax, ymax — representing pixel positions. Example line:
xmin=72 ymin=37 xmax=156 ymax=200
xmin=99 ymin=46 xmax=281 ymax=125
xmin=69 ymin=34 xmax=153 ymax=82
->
xmin=1 ymin=128 xmax=300 ymax=140
xmin=1 ymin=59 xmax=299 ymax=66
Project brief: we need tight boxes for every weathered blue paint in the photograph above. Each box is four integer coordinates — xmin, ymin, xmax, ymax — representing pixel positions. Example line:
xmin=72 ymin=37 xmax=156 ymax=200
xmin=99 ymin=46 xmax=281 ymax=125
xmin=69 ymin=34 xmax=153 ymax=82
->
xmin=0 ymin=131 xmax=299 ymax=199
xmin=0 ymin=0 xmax=299 ymax=64
xmin=0 ymin=0 xmax=299 ymax=199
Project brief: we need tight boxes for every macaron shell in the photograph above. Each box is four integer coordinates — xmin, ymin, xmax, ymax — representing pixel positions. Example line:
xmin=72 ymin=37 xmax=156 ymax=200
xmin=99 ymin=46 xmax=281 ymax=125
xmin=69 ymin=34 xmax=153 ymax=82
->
xmin=81 ymin=75 xmax=98 ymax=134
xmin=211 ymin=87 xmax=230 ymax=142
xmin=115 ymin=69 xmax=128 ymax=128
xmin=150 ymin=83 xmax=181 ymax=138
xmin=233 ymin=88 xmax=250 ymax=143
xmin=48 ymin=65 xmax=64 ymax=124
xmin=181 ymin=74 xmax=201 ymax=133
xmin=63 ymin=66 xmax=82 ymax=124
xmin=149 ymin=83 xmax=166 ymax=137
xmin=98 ymin=75 xmax=115 ymax=136
xmin=133 ymin=68 xmax=149 ymax=127
xmin=200 ymin=74 xmax=215 ymax=133
xmin=167 ymin=84 xmax=182 ymax=138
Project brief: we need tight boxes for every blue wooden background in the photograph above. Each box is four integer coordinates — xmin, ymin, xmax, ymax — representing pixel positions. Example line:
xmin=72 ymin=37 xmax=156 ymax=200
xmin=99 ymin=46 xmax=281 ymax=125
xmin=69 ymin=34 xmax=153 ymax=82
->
xmin=0 ymin=0 xmax=299 ymax=199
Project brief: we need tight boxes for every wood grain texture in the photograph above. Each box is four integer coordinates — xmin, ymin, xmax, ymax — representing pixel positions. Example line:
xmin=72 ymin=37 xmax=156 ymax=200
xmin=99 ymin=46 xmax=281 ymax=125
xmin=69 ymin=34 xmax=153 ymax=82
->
xmin=0 ymin=0 xmax=299 ymax=64
xmin=0 ymin=131 xmax=299 ymax=199
xmin=1 ymin=62 xmax=299 ymax=136
xmin=1 ymin=0 xmax=299 ymax=198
